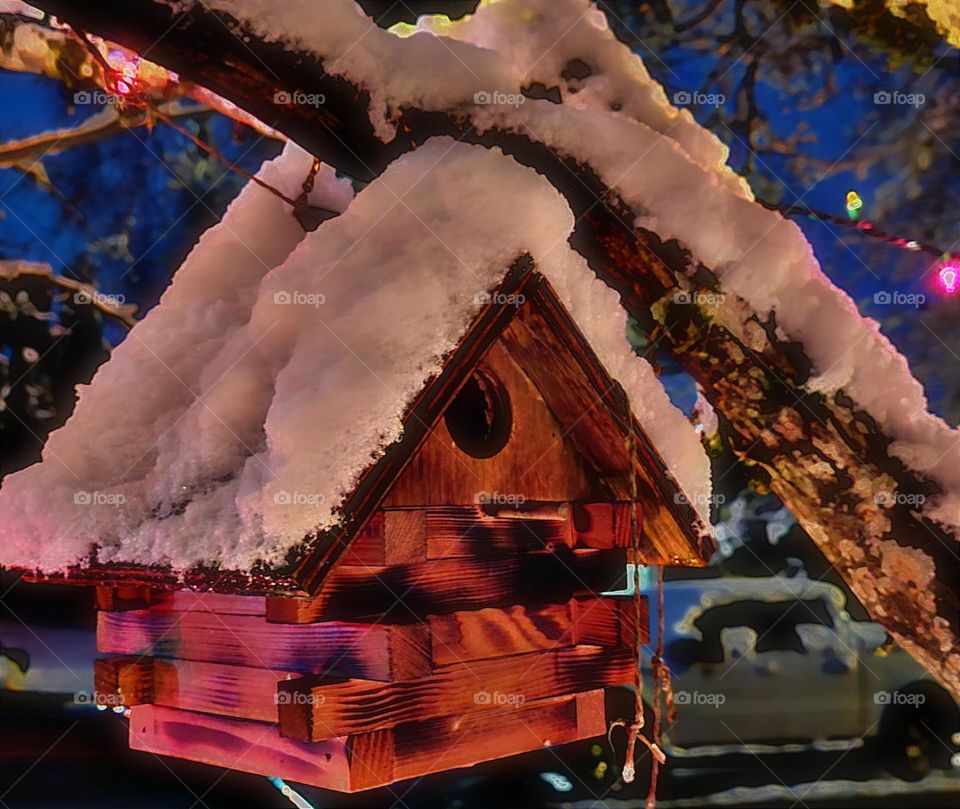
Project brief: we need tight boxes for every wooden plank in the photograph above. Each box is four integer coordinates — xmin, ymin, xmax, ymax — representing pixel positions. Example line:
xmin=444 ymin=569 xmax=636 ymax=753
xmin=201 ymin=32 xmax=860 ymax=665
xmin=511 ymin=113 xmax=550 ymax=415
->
xmin=128 ymin=691 xmax=607 ymax=792
xmin=383 ymin=510 xmax=427 ymax=565
xmin=147 ymin=591 xmax=266 ymax=616
xmin=346 ymin=728 xmax=395 ymax=791
xmin=572 ymin=502 xmax=633 ymax=549
xmin=94 ymin=657 xmax=154 ymax=707
xmin=424 ymin=506 xmax=573 ymax=558
xmin=387 ymin=623 xmax=433 ymax=680
xmin=575 ymin=688 xmax=607 ymax=737
xmin=150 ymin=658 xmax=298 ymax=723
xmin=424 ymin=503 xmax=637 ymax=558
xmin=571 ymin=596 xmax=647 ymax=647
xmin=95 ymin=586 xmax=266 ymax=615
xmin=278 ymin=645 xmax=632 ymax=740
xmin=343 ymin=511 xmax=385 ymax=566
xmin=95 ymin=586 xmax=150 ymax=612
xmin=127 ymin=704 xmax=352 ymax=791
xmin=266 ymin=548 xmax=627 ymax=623
xmin=388 ymin=689 xmax=606 ymax=783
xmin=428 ymin=596 xmax=646 ymax=666
xmin=429 ymin=602 xmax=572 ymax=665
xmin=96 ymin=610 xmax=411 ymax=681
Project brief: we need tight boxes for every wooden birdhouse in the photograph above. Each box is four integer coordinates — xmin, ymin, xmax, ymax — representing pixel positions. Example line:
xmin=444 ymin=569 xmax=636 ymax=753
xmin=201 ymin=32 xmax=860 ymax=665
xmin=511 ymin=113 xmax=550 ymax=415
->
xmin=30 ymin=261 xmax=714 ymax=791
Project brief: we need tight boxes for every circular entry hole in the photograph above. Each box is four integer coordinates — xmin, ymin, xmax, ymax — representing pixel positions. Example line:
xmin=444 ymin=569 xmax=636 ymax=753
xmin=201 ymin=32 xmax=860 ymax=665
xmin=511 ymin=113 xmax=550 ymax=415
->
xmin=444 ymin=367 xmax=512 ymax=459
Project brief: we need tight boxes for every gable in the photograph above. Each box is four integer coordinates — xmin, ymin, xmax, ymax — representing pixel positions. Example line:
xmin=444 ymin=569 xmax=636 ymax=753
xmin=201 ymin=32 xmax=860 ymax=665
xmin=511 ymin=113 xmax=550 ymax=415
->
xmin=383 ymin=341 xmax=595 ymax=507
xmin=293 ymin=267 xmax=712 ymax=593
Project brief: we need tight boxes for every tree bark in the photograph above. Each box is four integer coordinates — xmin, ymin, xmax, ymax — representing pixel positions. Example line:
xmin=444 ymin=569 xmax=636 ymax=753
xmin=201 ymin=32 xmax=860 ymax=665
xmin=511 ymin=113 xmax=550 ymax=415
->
xmin=34 ymin=0 xmax=959 ymax=699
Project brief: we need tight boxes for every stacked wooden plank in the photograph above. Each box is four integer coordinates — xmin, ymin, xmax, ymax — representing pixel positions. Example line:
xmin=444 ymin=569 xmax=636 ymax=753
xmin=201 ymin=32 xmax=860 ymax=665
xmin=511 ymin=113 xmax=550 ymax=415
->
xmin=94 ymin=504 xmax=645 ymax=791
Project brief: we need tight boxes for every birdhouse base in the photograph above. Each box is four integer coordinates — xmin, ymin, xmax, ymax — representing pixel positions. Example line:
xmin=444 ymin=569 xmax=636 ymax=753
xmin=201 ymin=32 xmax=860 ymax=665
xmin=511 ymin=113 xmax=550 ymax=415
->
xmin=92 ymin=507 xmax=648 ymax=791
xmin=126 ymin=690 xmax=606 ymax=791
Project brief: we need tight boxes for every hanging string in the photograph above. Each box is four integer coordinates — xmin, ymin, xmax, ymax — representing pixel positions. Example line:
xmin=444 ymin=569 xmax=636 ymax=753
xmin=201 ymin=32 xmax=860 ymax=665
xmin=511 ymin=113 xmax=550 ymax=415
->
xmin=610 ymin=425 xmax=666 ymax=804
xmin=646 ymin=566 xmax=672 ymax=809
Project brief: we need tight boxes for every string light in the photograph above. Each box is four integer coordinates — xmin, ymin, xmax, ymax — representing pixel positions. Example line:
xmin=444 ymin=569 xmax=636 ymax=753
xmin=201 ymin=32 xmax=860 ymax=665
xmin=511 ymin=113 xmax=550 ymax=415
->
xmin=764 ymin=200 xmax=959 ymax=297
xmin=845 ymin=190 xmax=863 ymax=220
xmin=265 ymin=777 xmax=316 ymax=809
xmin=938 ymin=263 xmax=959 ymax=294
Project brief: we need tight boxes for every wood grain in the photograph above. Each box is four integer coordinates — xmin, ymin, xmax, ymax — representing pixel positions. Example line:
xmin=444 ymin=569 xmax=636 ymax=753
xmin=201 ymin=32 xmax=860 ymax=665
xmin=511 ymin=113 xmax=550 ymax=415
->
xmin=277 ymin=645 xmax=632 ymax=740
xmin=266 ymin=548 xmax=627 ymax=623
xmin=428 ymin=596 xmax=646 ymax=666
xmin=424 ymin=505 xmax=573 ymax=559
xmin=127 ymin=704 xmax=352 ymax=791
xmin=388 ymin=689 xmax=607 ymax=783
xmin=97 ymin=610 xmax=413 ymax=681
xmin=126 ymin=690 xmax=607 ymax=792
xmin=94 ymin=656 xmax=154 ymax=707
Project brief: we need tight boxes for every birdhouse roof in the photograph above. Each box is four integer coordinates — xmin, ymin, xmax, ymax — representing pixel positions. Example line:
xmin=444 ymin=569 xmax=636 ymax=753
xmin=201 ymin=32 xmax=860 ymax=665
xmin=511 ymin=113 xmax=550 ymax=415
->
xmin=0 ymin=139 xmax=714 ymax=594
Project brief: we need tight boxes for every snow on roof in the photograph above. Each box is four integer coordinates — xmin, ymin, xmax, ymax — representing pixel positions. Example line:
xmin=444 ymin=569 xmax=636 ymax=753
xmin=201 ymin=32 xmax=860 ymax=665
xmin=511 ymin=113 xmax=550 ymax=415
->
xmin=192 ymin=0 xmax=959 ymax=535
xmin=0 ymin=138 xmax=712 ymax=575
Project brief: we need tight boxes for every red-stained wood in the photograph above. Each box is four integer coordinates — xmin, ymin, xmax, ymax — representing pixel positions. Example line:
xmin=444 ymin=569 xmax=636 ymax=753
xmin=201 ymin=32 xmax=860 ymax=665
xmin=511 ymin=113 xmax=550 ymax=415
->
xmin=149 ymin=658 xmax=297 ymax=722
xmin=571 ymin=596 xmax=645 ymax=648
xmin=388 ymin=689 xmax=607 ymax=783
xmin=95 ymin=585 xmax=151 ymax=612
xmin=572 ymin=502 xmax=633 ymax=549
xmin=265 ymin=549 xmax=627 ymax=624
xmin=386 ymin=623 xmax=433 ymax=680
xmin=127 ymin=704 xmax=353 ymax=792
xmin=278 ymin=645 xmax=632 ymax=741
xmin=428 ymin=596 xmax=646 ymax=666
xmin=95 ymin=586 xmax=266 ymax=615
xmin=341 ymin=510 xmax=386 ymax=566
xmin=383 ymin=510 xmax=427 ymax=565
xmin=94 ymin=657 xmax=154 ymax=707
xmin=575 ymin=688 xmax=607 ymax=738
xmin=424 ymin=506 xmax=573 ymax=558
xmin=96 ymin=610 xmax=424 ymax=681
xmin=128 ymin=690 xmax=606 ymax=792
xmin=346 ymin=728 xmax=395 ymax=791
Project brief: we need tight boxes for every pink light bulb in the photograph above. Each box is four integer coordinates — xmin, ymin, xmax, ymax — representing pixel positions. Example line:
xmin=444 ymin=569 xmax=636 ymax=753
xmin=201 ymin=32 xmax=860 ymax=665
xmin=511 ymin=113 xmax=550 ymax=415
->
xmin=938 ymin=265 xmax=958 ymax=294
